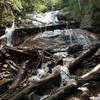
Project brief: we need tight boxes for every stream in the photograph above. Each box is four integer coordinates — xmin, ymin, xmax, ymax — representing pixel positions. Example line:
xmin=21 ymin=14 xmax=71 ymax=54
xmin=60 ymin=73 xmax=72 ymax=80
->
xmin=0 ymin=10 xmax=99 ymax=100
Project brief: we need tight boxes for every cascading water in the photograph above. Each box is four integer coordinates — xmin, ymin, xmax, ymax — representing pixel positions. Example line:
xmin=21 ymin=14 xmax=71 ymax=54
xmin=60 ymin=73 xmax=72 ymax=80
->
xmin=39 ymin=29 xmax=97 ymax=49
xmin=31 ymin=11 xmax=59 ymax=26
xmin=0 ymin=19 xmax=15 ymax=47
xmin=64 ymin=29 xmax=97 ymax=49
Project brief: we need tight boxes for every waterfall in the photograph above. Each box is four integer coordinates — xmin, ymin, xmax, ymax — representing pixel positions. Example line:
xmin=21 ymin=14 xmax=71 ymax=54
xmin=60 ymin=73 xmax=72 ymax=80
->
xmin=0 ymin=19 xmax=15 ymax=47
xmin=6 ymin=19 xmax=15 ymax=47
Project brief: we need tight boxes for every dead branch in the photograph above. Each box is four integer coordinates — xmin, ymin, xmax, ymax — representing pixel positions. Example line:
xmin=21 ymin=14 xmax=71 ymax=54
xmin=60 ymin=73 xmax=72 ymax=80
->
xmin=66 ymin=44 xmax=100 ymax=72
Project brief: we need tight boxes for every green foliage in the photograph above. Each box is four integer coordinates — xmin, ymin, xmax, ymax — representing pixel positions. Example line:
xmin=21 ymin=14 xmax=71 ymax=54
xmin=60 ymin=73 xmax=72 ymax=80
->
xmin=0 ymin=0 xmax=100 ymax=27
xmin=63 ymin=0 xmax=82 ymax=15
xmin=0 ymin=0 xmax=23 ymax=27
xmin=45 ymin=0 xmax=64 ymax=10
xmin=10 ymin=0 xmax=23 ymax=11
xmin=21 ymin=0 xmax=64 ymax=13
xmin=63 ymin=0 xmax=100 ymax=15
xmin=92 ymin=0 xmax=100 ymax=9
xmin=34 ymin=2 xmax=46 ymax=13
xmin=1 ymin=13 xmax=13 ymax=26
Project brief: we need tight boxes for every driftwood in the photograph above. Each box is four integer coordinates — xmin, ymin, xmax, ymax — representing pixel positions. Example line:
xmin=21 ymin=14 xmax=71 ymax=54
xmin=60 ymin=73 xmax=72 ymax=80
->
xmin=9 ymin=63 xmax=100 ymax=100
xmin=46 ymin=64 xmax=100 ymax=100
xmin=9 ymin=60 xmax=29 ymax=91
xmin=66 ymin=44 xmax=100 ymax=72
xmin=9 ymin=72 xmax=60 ymax=100
xmin=4 ymin=47 xmax=39 ymax=63
xmin=0 ymin=42 xmax=99 ymax=100
xmin=4 ymin=47 xmax=34 ymax=57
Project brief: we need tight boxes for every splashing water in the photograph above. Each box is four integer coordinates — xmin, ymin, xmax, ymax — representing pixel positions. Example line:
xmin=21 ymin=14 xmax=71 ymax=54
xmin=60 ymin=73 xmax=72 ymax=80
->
xmin=5 ymin=20 xmax=15 ymax=47
xmin=0 ymin=19 xmax=15 ymax=47
xmin=69 ymin=29 xmax=73 ymax=44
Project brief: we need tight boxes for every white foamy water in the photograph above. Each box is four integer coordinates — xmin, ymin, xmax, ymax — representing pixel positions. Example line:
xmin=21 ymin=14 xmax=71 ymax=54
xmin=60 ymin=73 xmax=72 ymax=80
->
xmin=0 ymin=19 xmax=15 ymax=47
xmin=30 ymin=11 xmax=60 ymax=26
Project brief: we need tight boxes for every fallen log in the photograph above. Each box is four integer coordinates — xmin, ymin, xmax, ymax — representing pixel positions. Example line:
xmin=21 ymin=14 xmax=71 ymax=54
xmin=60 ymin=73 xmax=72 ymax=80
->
xmin=66 ymin=44 xmax=100 ymax=72
xmin=4 ymin=47 xmax=39 ymax=63
xmin=9 ymin=72 xmax=60 ymax=100
xmin=46 ymin=64 xmax=100 ymax=100
xmin=4 ymin=47 xmax=35 ymax=57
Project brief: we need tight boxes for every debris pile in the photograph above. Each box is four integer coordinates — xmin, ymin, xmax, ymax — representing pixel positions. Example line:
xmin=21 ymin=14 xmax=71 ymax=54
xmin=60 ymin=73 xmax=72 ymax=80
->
xmin=0 ymin=29 xmax=100 ymax=100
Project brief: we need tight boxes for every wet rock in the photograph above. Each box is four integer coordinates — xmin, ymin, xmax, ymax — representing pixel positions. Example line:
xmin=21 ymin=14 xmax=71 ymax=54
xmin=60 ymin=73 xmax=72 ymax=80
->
xmin=20 ymin=29 xmax=97 ymax=50
xmin=18 ymin=29 xmax=98 ymax=64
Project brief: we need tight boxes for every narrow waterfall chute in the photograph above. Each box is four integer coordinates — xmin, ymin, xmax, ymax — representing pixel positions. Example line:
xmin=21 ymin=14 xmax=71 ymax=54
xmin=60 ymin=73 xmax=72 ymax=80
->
xmin=0 ymin=19 xmax=15 ymax=47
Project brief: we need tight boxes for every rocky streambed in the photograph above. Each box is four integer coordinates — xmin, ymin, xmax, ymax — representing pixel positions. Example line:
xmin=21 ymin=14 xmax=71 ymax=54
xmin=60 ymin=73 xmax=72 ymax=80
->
xmin=0 ymin=10 xmax=100 ymax=100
